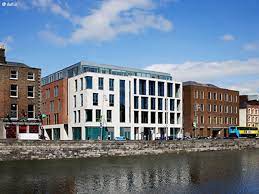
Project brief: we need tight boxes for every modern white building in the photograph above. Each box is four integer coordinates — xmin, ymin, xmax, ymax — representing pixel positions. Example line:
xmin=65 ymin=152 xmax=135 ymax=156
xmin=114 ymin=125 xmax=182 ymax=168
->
xmin=42 ymin=62 xmax=183 ymax=140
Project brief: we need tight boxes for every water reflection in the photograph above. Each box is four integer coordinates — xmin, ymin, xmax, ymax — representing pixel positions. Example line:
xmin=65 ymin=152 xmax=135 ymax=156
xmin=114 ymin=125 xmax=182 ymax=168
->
xmin=0 ymin=150 xmax=259 ymax=193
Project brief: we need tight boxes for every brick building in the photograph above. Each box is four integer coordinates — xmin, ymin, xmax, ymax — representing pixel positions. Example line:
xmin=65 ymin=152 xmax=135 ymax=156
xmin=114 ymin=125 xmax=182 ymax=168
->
xmin=0 ymin=46 xmax=41 ymax=139
xmin=183 ymin=81 xmax=239 ymax=138
xmin=239 ymin=95 xmax=259 ymax=128
xmin=41 ymin=78 xmax=68 ymax=140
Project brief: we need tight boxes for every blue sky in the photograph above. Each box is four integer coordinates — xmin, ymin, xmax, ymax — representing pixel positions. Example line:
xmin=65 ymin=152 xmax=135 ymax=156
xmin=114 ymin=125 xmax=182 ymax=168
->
xmin=0 ymin=0 xmax=258 ymax=94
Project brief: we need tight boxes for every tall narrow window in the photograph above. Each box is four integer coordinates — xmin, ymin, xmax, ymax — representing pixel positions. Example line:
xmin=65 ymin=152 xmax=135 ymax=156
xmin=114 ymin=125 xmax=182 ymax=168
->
xmin=54 ymin=86 xmax=58 ymax=97
xmin=109 ymin=94 xmax=114 ymax=106
xmin=120 ymin=80 xmax=125 ymax=122
xmin=107 ymin=110 xmax=112 ymax=122
xmin=85 ymin=76 xmax=93 ymax=89
xmin=96 ymin=109 xmax=101 ymax=122
xmin=141 ymin=97 xmax=148 ymax=109
xmin=158 ymin=82 xmax=164 ymax=96
xmin=149 ymin=81 xmax=155 ymax=95
xmin=75 ymin=80 xmax=78 ymax=92
xmin=80 ymin=78 xmax=83 ymax=90
xmin=134 ymin=96 xmax=139 ymax=109
xmin=10 ymin=104 xmax=17 ymax=118
xmin=167 ymin=83 xmax=173 ymax=97
xmin=74 ymin=95 xmax=76 ymax=108
xmin=93 ymin=93 xmax=98 ymax=106
xmin=27 ymin=86 xmax=34 ymax=98
xmin=151 ymin=97 xmax=156 ymax=110
xmin=80 ymin=94 xmax=83 ymax=106
xmin=134 ymin=79 xmax=137 ymax=94
xmin=98 ymin=77 xmax=104 ymax=90
xmin=85 ymin=109 xmax=92 ymax=122
xmin=28 ymin=105 xmax=34 ymax=118
xmin=109 ymin=78 xmax=114 ymax=91
xmin=158 ymin=98 xmax=163 ymax=110
xmin=50 ymin=101 xmax=54 ymax=112
xmin=139 ymin=79 xmax=146 ymax=95
xmin=10 ymin=84 xmax=18 ymax=97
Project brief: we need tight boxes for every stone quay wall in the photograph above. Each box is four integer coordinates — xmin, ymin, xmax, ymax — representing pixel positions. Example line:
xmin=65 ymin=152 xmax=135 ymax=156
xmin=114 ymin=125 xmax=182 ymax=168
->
xmin=0 ymin=139 xmax=259 ymax=161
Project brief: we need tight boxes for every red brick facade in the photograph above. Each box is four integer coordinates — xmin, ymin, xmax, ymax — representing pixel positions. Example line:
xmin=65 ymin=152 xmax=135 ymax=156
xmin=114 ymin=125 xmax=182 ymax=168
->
xmin=41 ymin=78 xmax=68 ymax=125
xmin=183 ymin=82 xmax=239 ymax=138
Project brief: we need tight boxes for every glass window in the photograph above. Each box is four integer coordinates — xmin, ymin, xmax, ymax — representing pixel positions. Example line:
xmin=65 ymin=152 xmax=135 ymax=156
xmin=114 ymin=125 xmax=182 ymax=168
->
xmin=170 ymin=99 xmax=175 ymax=111
xmin=96 ymin=109 xmax=101 ymax=122
xmin=27 ymin=86 xmax=34 ymax=98
xmin=109 ymin=78 xmax=114 ymax=91
xmin=170 ymin=113 xmax=175 ymax=124
xmin=50 ymin=101 xmax=54 ymax=112
xmin=98 ymin=77 xmax=104 ymax=90
xmin=134 ymin=96 xmax=139 ymax=109
xmin=80 ymin=78 xmax=83 ymax=90
xmin=75 ymin=80 xmax=78 ymax=92
xmin=85 ymin=76 xmax=93 ymax=89
xmin=141 ymin=97 xmax=148 ymax=109
xmin=73 ymin=95 xmax=76 ymax=108
xmin=58 ymin=99 xmax=61 ymax=112
xmin=158 ymin=98 xmax=163 ymax=110
xmin=10 ymin=104 xmax=17 ymax=118
xmin=158 ymin=82 xmax=164 ymax=96
xmin=134 ymin=111 xmax=139 ymax=123
xmin=74 ymin=111 xmax=77 ymax=123
xmin=120 ymin=80 xmax=125 ymax=122
xmin=28 ymin=105 xmax=34 ymax=118
xmin=134 ymin=79 xmax=137 ymax=94
xmin=141 ymin=111 xmax=148 ymax=123
xmin=151 ymin=97 xmax=156 ymax=110
xmin=27 ymin=72 xmax=34 ymax=80
xmin=80 ymin=94 xmax=83 ymax=106
xmin=158 ymin=112 xmax=163 ymax=124
xmin=167 ymin=83 xmax=173 ymax=97
xmin=149 ymin=81 xmax=155 ymax=95
xmin=10 ymin=84 xmax=18 ymax=97
xmin=107 ymin=110 xmax=112 ymax=122
xmin=109 ymin=94 xmax=114 ymax=106
xmin=85 ymin=109 xmax=92 ymax=122
xmin=10 ymin=70 xmax=18 ymax=79
xmin=54 ymin=86 xmax=58 ymax=97
xmin=139 ymin=79 xmax=146 ymax=95
xmin=93 ymin=93 xmax=98 ymax=106
xmin=151 ymin=112 xmax=156 ymax=123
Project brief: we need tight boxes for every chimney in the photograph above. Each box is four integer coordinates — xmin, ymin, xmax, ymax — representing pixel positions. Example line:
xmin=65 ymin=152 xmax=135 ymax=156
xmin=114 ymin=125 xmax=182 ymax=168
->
xmin=0 ymin=45 xmax=6 ymax=64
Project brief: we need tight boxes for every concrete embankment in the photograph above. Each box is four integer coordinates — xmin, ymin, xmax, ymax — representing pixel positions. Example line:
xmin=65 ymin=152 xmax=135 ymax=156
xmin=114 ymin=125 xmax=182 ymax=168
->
xmin=0 ymin=139 xmax=259 ymax=161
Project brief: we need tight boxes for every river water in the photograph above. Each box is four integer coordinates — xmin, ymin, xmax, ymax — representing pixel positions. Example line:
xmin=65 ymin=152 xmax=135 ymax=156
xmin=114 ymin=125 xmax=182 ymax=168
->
xmin=0 ymin=150 xmax=259 ymax=194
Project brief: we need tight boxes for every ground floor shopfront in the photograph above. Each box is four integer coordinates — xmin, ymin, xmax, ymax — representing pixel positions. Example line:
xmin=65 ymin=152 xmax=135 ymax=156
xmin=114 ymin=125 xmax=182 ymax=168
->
xmin=43 ymin=124 xmax=183 ymax=141
xmin=0 ymin=120 xmax=41 ymax=140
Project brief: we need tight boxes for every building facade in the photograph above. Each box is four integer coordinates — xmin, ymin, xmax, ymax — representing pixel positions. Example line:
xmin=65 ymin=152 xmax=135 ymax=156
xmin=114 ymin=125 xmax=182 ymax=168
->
xmin=0 ymin=46 xmax=41 ymax=139
xmin=239 ymin=95 xmax=259 ymax=128
xmin=42 ymin=61 xmax=183 ymax=140
xmin=183 ymin=81 xmax=239 ymax=138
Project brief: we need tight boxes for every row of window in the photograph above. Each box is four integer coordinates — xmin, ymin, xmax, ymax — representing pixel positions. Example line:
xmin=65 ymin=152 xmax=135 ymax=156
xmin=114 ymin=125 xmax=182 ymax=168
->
xmin=134 ymin=97 xmax=181 ymax=111
xmin=195 ymin=115 xmax=238 ymax=125
xmin=10 ymin=104 xmax=35 ymax=118
xmin=74 ymin=109 xmax=112 ymax=123
xmin=73 ymin=93 xmax=115 ymax=108
xmin=45 ymin=86 xmax=59 ymax=99
xmin=196 ymin=103 xmax=238 ymax=114
xmin=135 ymin=79 xmax=181 ymax=97
xmin=10 ymin=70 xmax=35 ymax=80
xmin=10 ymin=84 xmax=35 ymax=98
xmin=248 ymin=116 xmax=259 ymax=123
xmin=134 ymin=111 xmax=181 ymax=124
xmin=248 ymin=108 xmax=259 ymax=115
xmin=45 ymin=113 xmax=59 ymax=125
xmin=75 ymin=77 xmax=114 ymax=91
xmin=194 ymin=90 xmax=238 ymax=102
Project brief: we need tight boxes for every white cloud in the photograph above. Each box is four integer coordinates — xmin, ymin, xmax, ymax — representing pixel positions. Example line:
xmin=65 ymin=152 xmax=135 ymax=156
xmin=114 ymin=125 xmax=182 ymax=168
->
xmin=220 ymin=34 xmax=235 ymax=42
xmin=228 ymin=80 xmax=259 ymax=95
xmin=145 ymin=58 xmax=259 ymax=94
xmin=21 ymin=0 xmax=173 ymax=45
xmin=0 ymin=36 xmax=14 ymax=51
xmin=243 ymin=42 xmax=259 ymax=51
xmin=38 ymin=30 xmax=67 ymax=46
